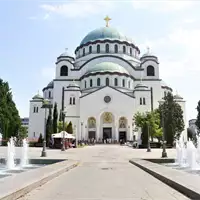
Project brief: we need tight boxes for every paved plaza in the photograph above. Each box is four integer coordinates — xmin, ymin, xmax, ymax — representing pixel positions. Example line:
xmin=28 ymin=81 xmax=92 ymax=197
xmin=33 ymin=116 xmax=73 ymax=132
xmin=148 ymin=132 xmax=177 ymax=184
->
xmin=3 ymin=145 xmax=187 ymax=200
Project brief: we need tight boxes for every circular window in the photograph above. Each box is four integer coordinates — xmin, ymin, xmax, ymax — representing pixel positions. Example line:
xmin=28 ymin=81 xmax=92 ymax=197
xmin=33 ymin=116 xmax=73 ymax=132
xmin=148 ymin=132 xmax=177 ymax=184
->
xmin=104 ymin=96 xmax=111 ymax=103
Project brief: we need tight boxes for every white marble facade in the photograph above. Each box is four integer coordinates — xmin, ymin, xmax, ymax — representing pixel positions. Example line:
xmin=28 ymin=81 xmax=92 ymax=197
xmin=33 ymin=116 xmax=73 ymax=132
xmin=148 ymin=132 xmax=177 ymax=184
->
xmin=28 ymin=19 xmax=187 ymax=142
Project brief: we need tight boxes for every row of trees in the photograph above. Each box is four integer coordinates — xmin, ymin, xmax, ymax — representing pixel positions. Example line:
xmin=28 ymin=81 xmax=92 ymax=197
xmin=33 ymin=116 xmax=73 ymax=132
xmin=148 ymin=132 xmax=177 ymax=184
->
xmin=45 ymin=102 xmax=73 ymax=142
xmin=0 ymin=78 xmax=27 ymax=140
xmin=134 ymin=92 xmax=185 ymax=146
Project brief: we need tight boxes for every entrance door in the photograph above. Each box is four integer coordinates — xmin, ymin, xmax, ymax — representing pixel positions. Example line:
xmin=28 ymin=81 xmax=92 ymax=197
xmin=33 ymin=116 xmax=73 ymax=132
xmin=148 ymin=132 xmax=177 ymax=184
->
xmin=103 ymin=128 xmax=112 ymax=140
xmin=119 ymin=131 xmax=126 ymax=142
xmin=88 ymin=131 xmax=96 ymax=139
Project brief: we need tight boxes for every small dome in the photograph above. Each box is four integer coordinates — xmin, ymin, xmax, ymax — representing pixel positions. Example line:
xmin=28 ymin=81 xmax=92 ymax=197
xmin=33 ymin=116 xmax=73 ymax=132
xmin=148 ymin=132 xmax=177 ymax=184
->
xmin=134 ymin=83 xmax=148 ymax=90
xmin=141 ymin=47 xmax=157 ymax=59
xmin=174 ymin=94 xmax=183 ymax=100
xmin=80 ymin=27 xmax=133 ymax=45
xmin=47 ymin=81 xmax=54 ymax=88
xmin=32 ymin=94 xmax=43 ymax=100
xmin=85 ymin=62 xmax=129 ymax=75
xmin=66 ymin=82 xmax=80 ymax=91
xmin=57 ymin=49 xmax=74 ymax=60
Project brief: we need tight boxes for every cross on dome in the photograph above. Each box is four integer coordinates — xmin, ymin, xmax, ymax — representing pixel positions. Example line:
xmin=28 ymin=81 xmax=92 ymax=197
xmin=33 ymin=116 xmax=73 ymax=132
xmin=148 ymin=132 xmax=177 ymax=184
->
xmin=104 ymin=15 xmax=111 ymax=27
xmin=65 ymin=48 xmax=68 ymax=52
xmin=147 ymin=46 xmax=150 ymax=54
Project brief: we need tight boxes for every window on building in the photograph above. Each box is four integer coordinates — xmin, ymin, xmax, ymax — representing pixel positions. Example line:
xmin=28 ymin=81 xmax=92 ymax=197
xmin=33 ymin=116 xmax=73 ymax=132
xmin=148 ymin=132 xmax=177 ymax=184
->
xmin=83 ymin=48 xmax=85 ymax=56
xmin=123 ymin=46 xmax=126 ymax=53
xmin=69 ymin=97 xmax=72 ymax=105
xmin=36 ymin=107 xmax=38 ymax=113
xmin=114 ymin=45 xmax=118 ymax=53
xmin=140 ymin=98 xmax=142 ymax=105
xmin=33 ymin=107 xmax=35 ymax=113
xmin=73 ymin=97 xmax=75 ymax=105
xmin=84 ymin=80 xmax=87 ymax=88
xmin=143 ymin=98 xmax=146 ymax=105
xmin=97 ymin=45 xmax=100 ymax=53
xmin=122 ymin=79 xmax=125 ymax=87
xmin=130 ymin=48 xmax=132 ymax=55
xmin=89 ymin=46 xmax=92 ymax=54
xmin=147 ymin=65 xmax=155 ymax=76
xmin=90 ymin=79 xmax=93 ymax=87
xmin=60 ymin=66 xmax=68 ymax=76
xmin=33 ymin=132 xmax=36 ymax=137
xmin=128 ymin=81 xmax=130 ymax=88
xmin=106 ymin=78 xmax=109 ymax=86
xmin=49 ymin=91 xmax=51 ymax=98
xmin=114 ymin=78 xmax=118 ymax=86
xmin=97 ymin=78 xmax=101 ymax=86
xmin=106 ymin=44 xmax=109 ymax=53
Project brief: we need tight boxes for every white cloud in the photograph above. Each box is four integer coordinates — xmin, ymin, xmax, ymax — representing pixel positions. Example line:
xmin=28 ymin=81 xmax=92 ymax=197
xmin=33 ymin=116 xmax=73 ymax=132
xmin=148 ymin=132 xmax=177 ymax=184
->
xmin=40 ymin=1 xmax=114 ymax=19
xmin=132 ymin=0 xmax=196 ymax=12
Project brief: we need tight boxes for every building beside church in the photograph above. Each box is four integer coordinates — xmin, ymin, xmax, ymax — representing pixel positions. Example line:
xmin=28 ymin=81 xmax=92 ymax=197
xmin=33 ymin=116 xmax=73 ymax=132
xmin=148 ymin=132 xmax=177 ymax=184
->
xmin=28 ymin=17 xmax=187 ymax=142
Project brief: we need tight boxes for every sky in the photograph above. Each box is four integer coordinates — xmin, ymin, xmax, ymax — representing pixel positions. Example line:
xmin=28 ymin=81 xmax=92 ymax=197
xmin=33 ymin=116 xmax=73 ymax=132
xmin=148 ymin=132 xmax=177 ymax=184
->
xmin=0 ymin=0 xmax=200 ymax=124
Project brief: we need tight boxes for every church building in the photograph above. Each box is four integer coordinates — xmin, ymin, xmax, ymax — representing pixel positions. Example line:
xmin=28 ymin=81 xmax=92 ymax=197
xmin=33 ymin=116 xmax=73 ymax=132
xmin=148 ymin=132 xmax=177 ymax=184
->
xmin=28 ymin=16 xmax=187 ymax=142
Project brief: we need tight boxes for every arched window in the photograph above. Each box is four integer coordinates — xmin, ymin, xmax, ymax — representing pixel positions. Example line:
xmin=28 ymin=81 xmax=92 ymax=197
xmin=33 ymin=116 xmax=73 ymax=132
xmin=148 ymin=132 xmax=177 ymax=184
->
xmin=60 ymin=66 xmax=68 ymax=76
xmin=106 ymin=44 xmax=109 ymax=53
xmin=147 ymin=65 xmax=155 ymax=76
xmin=97 ymin=45 xmax=100 ymax=53
xmin=85 ymin=80 xmax=87 ymax=88
xmin=73 ymin=97 xmax=75 ymax=105
xmin=97 ymin=78 xmax=101 ymax=86
xmin=143 ymin=98 xmax=146 ymax=105
xmin=114 ymin=78 xmax=118 ymax=86
xmin=128 ymin=81 xmax=130 ymax=88
xmin=89 ymin=46 xmax=92 ymax=54
xmin=114 ymin=45 xmax=118 ymax=53
xmin=49 ymin=91 xmax=51 ymax=98
xmin=122 ymin=79 xmax=125 ymax=87
xmin=130 ymin=48 xmax=132 ymax=55
xmin=83 ymin=48 xmax=85 ymax=56
xmin=123 ymin=46 xmax=126 ymax=53
xmin=140 ymin=98 xmax=142 ymax=105
xmin=106 ymin=78 xmax=109 ymax=86
xmin=90 ymin=79 xmax=93 ymax=87
xmin=69 ymin=97 xmax=72 ymax=105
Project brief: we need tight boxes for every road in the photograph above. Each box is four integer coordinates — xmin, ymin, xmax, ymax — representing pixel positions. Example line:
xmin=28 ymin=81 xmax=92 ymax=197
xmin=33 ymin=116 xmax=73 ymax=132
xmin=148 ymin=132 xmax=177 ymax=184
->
xmin=19 ymin=145 xmax=189 ymax=200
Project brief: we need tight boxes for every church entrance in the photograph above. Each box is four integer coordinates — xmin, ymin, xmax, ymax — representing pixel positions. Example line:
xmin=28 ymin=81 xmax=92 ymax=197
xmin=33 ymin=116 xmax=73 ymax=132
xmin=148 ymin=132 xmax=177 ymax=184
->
xmin=119 ymin=131 xmax=126 ymax=142
xmin=103 ymin=128 xmax=112 ymax=140
xmin=88 ymin=131 xmax=96 ymax=139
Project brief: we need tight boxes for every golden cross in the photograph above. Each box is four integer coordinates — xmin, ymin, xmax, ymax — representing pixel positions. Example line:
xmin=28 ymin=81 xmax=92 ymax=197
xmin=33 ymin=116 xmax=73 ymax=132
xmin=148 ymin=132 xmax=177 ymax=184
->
xmin=104 ymin=15 xmax=111 ymax=27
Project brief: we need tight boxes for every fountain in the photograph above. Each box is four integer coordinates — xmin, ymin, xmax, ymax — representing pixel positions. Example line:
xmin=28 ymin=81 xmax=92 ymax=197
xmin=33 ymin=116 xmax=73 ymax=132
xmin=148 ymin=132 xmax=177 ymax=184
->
xmin=20 ymin=139 xmax=29 ymax=168
xmin=6 ymin=137 xmax=16 ymax=169
xmin=175 ymin=136 xmax=200 ymax=170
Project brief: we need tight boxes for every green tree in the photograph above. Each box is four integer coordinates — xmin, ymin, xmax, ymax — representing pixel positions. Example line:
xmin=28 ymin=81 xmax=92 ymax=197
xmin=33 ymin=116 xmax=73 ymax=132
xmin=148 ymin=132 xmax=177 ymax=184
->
xmin=18 ymin=126 xmax=28 ymax=139
xmin=196 ymin=100 xmax=200 ymax=134
xmin=66 ymin=121 xmax=73 ymax=134
xmin=134 ymin=110 xmax=162 ymax=145
xmin=53 ymin=102 xmax=58 ymax=133
xmin=46 ymin=108 xmax=53 ymax=144
xmin=159 ymin=92 xmax=184 ymax=146
xmin=0 ymin=79 xmax=21 ymax=139
xmin=57 ymin=121 xmax=68 ymax=132
xmin=38 ymin=133 xmax=43 ymax=143
xmin=59 ymin=110 xmax=62 ymax=122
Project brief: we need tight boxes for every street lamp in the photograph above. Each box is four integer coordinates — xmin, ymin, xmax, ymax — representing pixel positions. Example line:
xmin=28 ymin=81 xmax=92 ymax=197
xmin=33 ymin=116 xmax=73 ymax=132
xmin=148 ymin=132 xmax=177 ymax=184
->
xmin=147 ymin=123 xmax=151 ymax=152
xmin=41 ymin=99 xmax=52 ymax=157
xmin=158 ymin=100 xmax=167 ymax=158
xmin=81 ymin=122 xmax=83 ymax=140
xmin=61 ymin=111 xmax=66 ymax=151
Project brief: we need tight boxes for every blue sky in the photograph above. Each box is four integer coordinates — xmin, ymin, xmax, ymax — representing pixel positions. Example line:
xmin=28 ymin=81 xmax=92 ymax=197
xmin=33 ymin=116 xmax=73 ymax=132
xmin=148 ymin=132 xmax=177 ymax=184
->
xmin=0 ymin=0 xmax=200 ymax=124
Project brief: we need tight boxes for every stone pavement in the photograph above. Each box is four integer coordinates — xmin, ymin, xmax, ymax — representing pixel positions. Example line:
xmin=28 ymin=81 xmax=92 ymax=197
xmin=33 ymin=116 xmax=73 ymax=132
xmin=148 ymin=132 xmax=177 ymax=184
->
xmin=18 ymin=145 xmax=189 ymax=200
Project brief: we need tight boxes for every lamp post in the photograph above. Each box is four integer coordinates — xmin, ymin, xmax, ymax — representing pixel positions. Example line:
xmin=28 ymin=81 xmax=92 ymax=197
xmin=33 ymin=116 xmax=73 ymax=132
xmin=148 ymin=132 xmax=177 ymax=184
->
xmin=81 ymin=122 xmax=83 ymax=140
xmin=61 ymin=111 xmax=66 ymax=151
xmin=147 ymin=123 xmax=151 ymax=152
xmin=41 ymin=99 xmax=52 ymax=157
xmin=158 ymin=100 xmax=167 ymax=158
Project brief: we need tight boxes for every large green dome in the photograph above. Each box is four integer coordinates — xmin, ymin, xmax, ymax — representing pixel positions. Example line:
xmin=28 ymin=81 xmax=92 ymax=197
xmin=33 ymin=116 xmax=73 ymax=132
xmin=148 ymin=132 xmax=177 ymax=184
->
xmin=80 ymin=27 xmax=133 ymax=45
xmin=85 ymin=62 xmax=129 ymax=75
